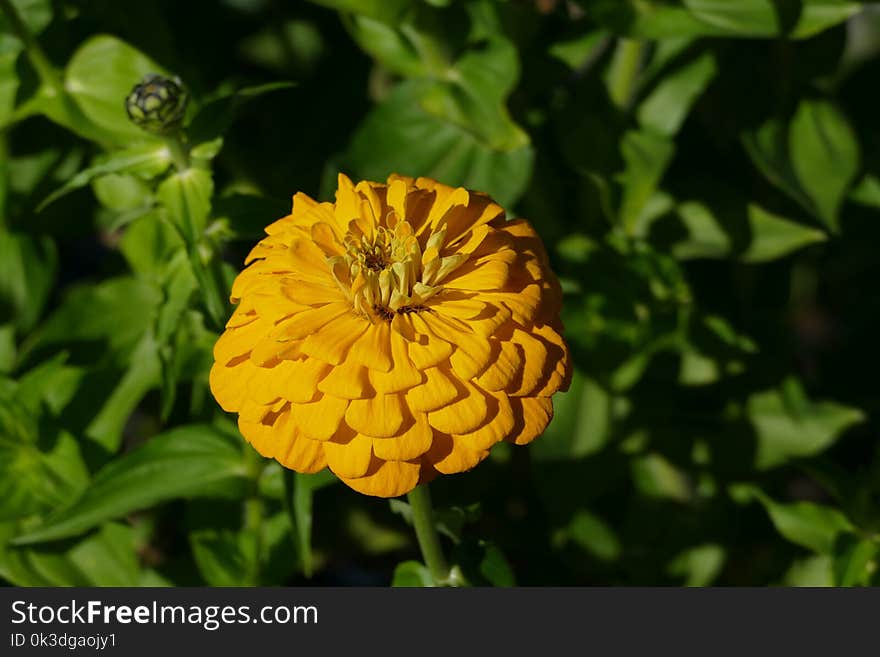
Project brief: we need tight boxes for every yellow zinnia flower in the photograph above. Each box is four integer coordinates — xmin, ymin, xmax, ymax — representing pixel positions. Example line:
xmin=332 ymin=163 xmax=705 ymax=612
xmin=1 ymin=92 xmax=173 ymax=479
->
xmin=210 ymin=174 xmax=571 ymax=497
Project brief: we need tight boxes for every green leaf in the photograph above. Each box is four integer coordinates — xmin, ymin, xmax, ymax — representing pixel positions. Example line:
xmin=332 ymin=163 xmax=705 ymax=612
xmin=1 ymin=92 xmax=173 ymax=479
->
xmin=0 ymin=324 xmax=14 ymax=373
xmin=631 ymin=453 xmax=692 ymax=503
xmin=64 ymin=35 xmax=170 ymax=144
xmin=0 ymin=520 xmax=156 ymax=586
xmin=453 ymin=539 xmax=515 ymax=586
xmin=309 ymin=0 xmax=413 ymax=23
xmin=549 ymin=31 xmax=607 ymax=71
xmin=0 ymin=397 xmax=89 ymax=521
xmin=0 ymin=231 xmax=56 ymax=333
xmin=783 ymin=554 xmax=834 ymax=586
xmin=747 ymin=379 xmax=865 ymax=469
xmin=67 ymin=523 xmax=145 ymax=586
xmin=618 ymin=129 xmax=675 ymax=234
xmin=156 ymin=168 xmax=226 ymax=327
xmin=667 ymin=544 xmax=726 ymax=586
xmin=788 ymin=99 xmax=860 ymax=231
xmin=683 ymin=0 xmax=785 ymax=35
xmin=0 ymin=0 xmax=52 ymax=126
xmin=38 ymin=142 xmax=170 ymax=211
xmin=157 ymin=167 xmax=213 ymax=244
xmin=343 ymin=14 xmax=427 ymax=77
xmin=560 ymin=510 xmax=622 ymax=562
xmin=283 ymin=469 xmax=336 ymax=578
xmin=850 ymin=174 xmax=880 ymax=209
xmin=0 ymin=0 xmax=52 ymax=43
xmin=346 ymin=80 xmax=532 ymax=208
xmin=534 ymin=371 xmax=612 ymax=461
xmin=743 ymin=99 xmax=860 ymax=231
xmin=391 ymin=560 xmax=435 ymax=587
xmin=31 ymin=276 xmax=161 ymax=363
xmin=743 ymin=117 xmax=813 ymax=212
xmin=92 ymin=172 xmax=153 ymax=211
xmin=684 ymin=0 xmax=863 ymax=39
xmin=84 ymin=331 xmax=161 ymax=450
xmin=592 ymin=0 xmax=863 ymax=39
xmin=590 ymin=0 xmax=717 ymax=39
xmin=736 ymin=485 xmax=854 ymax=554
xmin=119 ymin=212 xmax=185 ymax=279
xmin=833 ymin=536 xmax=879 ymax=586
xmin=638 ymin=51 xmax=717 ymax=136
xmin=671 ymin=202 xmax=826 ymax=262
xmin=11 ymin=424 xmax=248 ymax=545
xmin=342 ymin=20 xmax=532 ymax=206
xmin=190 ymin=528 xmax=256 ymax=586
xmin=0 ymin=48 xmax=20 ymax=129
xmin=155 ymin=254 xmax=198 ymax=418
xmin=13 ymin=353 xmax=84 ymax=416
xmin=741 ymin=205 xmax=826 ymax=262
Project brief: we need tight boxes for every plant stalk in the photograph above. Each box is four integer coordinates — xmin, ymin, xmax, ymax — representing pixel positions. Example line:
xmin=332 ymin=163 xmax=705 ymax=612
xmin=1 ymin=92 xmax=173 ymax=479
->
xmin=0 ymin=0 xmax=63 ymax=95
xmin=165 ymin=134 xmax=190 ymax=172
xmin=243 ymin=448 xmax=265 ymax=586
xmin=407 ymin=483 xmax=450 ymax=585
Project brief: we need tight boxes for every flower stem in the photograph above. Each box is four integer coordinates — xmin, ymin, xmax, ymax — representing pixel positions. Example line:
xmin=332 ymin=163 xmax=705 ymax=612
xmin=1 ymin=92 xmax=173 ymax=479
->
xmin=0 ymin=0 xmax=63 ymax=95
xmin=165 ymin=134 xmax=190 ymax=172
xmin=407 ymin=483 xmax=450 ymax=585
xmin=243 ymin=448 xmax=265 ymax=586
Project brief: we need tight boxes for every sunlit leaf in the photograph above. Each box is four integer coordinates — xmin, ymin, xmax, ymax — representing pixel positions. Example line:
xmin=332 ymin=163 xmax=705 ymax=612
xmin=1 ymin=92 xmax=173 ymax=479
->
xmin=789 ymin=99 xmax=860 ymax=231
xmin=392 ymin=560 xmax=435 ymax=587
xmin=833 ymin=536 xmax=878 ymax=586
xmin=38 ymin=142 xmax=170 ymax=211
xmin=667 ymin=544 xmax=726 ymax=586
xmin=747 ymin=379 xmax=865 ymax=469
xmin=734 ymin=484 xmax=854 ymax=554
xmin=64 ymin=35 xmax=170 ymax=144
xmin=12 ymin=424 xmax=248 ymax=545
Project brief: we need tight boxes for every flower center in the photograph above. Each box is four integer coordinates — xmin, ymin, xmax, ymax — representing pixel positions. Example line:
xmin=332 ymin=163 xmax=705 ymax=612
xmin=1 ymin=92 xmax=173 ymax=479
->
xmin=327 ymin=218 xmax=468 ymax=322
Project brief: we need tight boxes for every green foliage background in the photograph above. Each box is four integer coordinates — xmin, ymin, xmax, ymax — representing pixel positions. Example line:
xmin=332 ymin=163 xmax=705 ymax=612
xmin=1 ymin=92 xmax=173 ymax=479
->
xmin=1 ymin=0 xmax=879 ymax=586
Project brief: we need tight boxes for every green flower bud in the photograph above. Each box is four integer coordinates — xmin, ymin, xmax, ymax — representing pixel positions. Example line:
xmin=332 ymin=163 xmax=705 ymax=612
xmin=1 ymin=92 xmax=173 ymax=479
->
xmin=125 ymin=74 xmax=188 ymax=135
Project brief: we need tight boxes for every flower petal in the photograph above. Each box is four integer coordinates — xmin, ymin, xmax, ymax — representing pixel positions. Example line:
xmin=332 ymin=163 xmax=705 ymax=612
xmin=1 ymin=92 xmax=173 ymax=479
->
xmin=444 ymin=257 xmax=510 ymax=292
xmin=317 ymin=359 xmax=373 ymax=399
xmin=214 ymin=316 xmax=271 ymax=364
xmin=424 ymin=433 xmax=490 ymax=475
xmin=508 ymin=328 xmax=550 ymax=396
xmin=506 ymin=396 xmax=553 ymax=445
xmin=324 ymin=433 xmax=373 ymax=478
xmin=475 ymin=339 xmax=522 ymax=392
xmin=238 ymin=412 xmax=287 ymax=459
xmin=345 ymin=392 xmax=405 ymax=437
xmin=369 ymin=328 xmax=425 ymax=394
xmin=348 ymin=322 xmax=393 ymax=372
xmin=532 ymin=324 xmax=572 ymax=395
xmin=281 ymin=278 xmax=344 ymax=306
xmin=272 ymin=302 xmax=350 ymax=341
xmin=290 ymin=394 xmax=349 ymax=441
xmin=399 ymin=314 xmax=453 ymax=370
xmin=300 ymin=312 xmax=369 ymax=365
xmin=405 ymin=366 xmax=462 ymax=412
xmin=265 ymin=357 xmax=327 ymax=404
xmin=278 ymin=432 xmax=327 ymax=473
xmin=421 ymin=313 xmax=492 ymax=381
xmin=339 ymin=457 xmax=421 ymax=498
xmin=209 ymin=359 xmax=257 ymax=412
xmin=453 ymin=390 xmax=515 ymax=451
xmin=371 ymin=413 xmax=434 ymax=461
xmin=427 ymin=382 xmax=489 ymax=435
